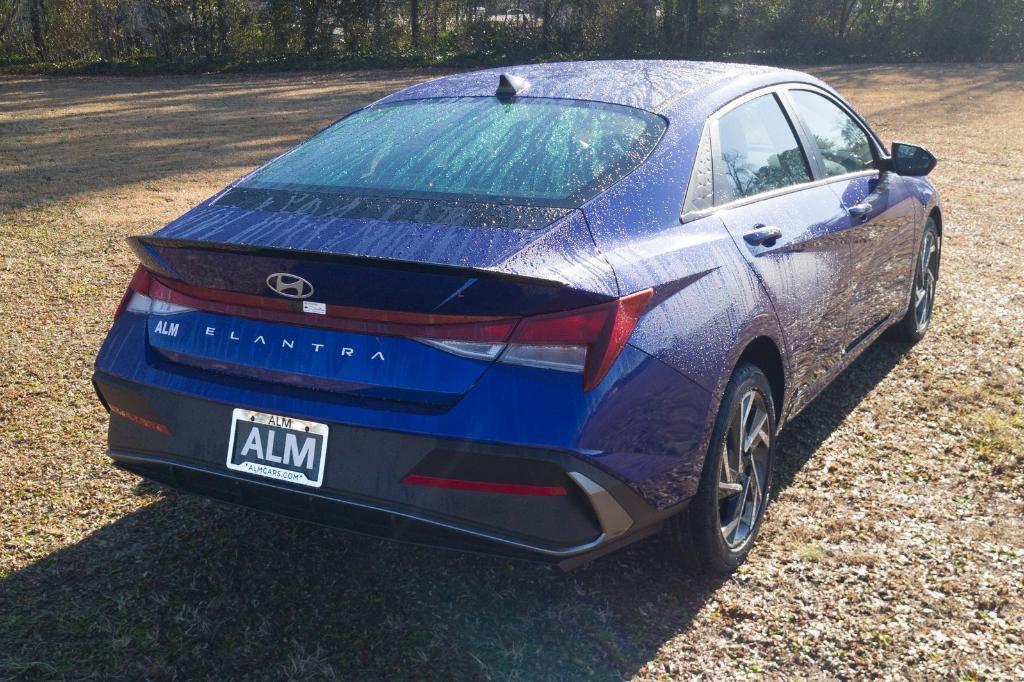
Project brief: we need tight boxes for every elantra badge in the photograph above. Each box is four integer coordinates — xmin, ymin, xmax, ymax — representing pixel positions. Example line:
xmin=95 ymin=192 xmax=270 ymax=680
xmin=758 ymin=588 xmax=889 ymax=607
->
xmin=266 ymin=273 xmax=314 ymax=299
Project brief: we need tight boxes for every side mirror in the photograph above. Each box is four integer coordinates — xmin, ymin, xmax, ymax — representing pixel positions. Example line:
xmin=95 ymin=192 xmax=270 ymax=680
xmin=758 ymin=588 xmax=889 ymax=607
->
xmin=890 ymin=142 xmax=937 ymax=176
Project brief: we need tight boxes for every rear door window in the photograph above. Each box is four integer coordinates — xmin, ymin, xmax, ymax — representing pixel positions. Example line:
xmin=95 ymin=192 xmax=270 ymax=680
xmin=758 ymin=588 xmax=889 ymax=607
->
xmin=713 ymin=94 xmax=813 ymax=204
xmin=788 ymin=90 xmax=876 ymax=177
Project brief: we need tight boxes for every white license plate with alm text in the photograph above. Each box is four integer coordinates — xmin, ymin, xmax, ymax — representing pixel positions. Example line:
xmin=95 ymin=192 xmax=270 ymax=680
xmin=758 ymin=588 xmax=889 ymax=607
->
xmin=226 ymin=409 xmax=329 ymax=488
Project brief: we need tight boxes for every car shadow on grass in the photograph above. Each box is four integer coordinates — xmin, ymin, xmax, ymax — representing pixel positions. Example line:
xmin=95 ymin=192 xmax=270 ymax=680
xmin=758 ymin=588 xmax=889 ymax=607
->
xmin=0 ymin=337 xmax=910 ymax=681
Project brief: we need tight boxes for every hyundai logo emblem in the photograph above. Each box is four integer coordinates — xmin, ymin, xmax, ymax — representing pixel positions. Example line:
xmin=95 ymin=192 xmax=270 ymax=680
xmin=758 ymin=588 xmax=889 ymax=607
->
xmin=266 ymin=273 xmax=314 ymax=299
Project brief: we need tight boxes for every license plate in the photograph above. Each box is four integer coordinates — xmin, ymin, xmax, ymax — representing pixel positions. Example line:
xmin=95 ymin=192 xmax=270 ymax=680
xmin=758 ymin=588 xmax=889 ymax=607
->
xmin=226 ymin=409 xmax=328 ymax=488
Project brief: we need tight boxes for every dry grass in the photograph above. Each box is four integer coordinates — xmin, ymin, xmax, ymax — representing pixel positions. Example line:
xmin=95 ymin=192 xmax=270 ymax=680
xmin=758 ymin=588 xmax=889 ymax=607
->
xmin=1 ymin=64 xmax=1023 ymax=680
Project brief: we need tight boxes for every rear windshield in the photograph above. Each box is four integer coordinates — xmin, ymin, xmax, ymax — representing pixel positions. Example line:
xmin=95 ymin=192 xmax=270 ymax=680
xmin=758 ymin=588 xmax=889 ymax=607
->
xmin=238 ymin=97 xmax=666 ymax=208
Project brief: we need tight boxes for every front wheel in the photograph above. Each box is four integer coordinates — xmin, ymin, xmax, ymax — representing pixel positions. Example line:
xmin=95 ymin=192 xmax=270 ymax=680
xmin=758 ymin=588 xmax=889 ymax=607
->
xmin=892 ymin=217 xmax=940 ymax=343
xmin=667 ymin=363 xmax=775 ymax=574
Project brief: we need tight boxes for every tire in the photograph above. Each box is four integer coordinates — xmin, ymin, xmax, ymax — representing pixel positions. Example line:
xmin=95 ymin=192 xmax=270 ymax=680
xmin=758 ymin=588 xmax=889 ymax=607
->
xmin=892 ymin=217 xmax=940 ymax=343
xmin=667 ymin=363 xmax=776 ymax=574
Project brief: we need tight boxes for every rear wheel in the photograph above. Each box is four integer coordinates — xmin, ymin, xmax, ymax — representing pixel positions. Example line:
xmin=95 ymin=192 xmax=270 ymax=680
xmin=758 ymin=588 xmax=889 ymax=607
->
xmin=668 ymin=363 xmax=775 ymax=574
xmin=892 ymin=217 xmax=940 ymax=343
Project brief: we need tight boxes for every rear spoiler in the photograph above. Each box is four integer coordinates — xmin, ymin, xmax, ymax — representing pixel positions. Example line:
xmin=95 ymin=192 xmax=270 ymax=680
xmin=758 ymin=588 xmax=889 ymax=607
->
xmin=130 ymin=236 xmax=568 ymax=289
xmin=127 ymin=236 xmax=615 ymax=318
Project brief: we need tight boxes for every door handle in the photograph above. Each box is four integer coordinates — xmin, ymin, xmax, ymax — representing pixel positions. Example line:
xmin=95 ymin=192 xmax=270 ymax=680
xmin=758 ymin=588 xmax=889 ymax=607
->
xmin=743 ymin=225 xmax=783 ymax=246
xmin=847 ymin=202 xmax=873 ymax=221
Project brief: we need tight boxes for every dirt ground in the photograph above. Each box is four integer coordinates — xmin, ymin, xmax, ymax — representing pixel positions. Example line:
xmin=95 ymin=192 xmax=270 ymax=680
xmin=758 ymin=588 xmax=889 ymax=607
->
xmin=1 ymin=64 xmax=1022 ymax=680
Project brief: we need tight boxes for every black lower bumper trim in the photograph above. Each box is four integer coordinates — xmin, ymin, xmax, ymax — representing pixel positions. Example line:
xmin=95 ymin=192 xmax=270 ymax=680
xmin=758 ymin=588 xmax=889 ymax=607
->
xmin=111 ymin=450 xmax=662 ymax=566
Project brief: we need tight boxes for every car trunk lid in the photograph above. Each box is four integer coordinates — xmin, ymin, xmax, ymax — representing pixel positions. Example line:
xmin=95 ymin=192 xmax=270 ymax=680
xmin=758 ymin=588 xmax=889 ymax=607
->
xmin=124 ymin=201 xmax=619 ymax=405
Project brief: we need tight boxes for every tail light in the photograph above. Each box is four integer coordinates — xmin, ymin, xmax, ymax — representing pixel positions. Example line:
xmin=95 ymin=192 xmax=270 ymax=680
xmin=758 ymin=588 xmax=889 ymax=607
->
xmin=115 ymin=264 xmax=652 ymax=391
xmin=420 ymin=288 xmax=653 ymax=391
xmin=113 ymin=266 xmax=150 ymax=320
xmin=114 ymin=265 xmax=194 ymax=319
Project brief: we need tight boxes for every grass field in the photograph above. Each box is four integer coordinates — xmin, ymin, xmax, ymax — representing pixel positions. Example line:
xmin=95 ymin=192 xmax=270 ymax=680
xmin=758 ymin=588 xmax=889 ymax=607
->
xmin=1 ymin=64 xmax=1022 ymax=680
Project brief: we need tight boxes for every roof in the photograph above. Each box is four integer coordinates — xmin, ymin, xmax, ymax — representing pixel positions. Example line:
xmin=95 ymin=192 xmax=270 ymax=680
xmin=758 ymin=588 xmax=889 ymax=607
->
xmin=377 ymin=60 xmax=822 ymax=114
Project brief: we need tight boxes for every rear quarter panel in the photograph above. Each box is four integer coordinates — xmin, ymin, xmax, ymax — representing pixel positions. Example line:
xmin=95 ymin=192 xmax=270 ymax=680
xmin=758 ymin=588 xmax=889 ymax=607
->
xmin=582 ymin=118 xmax=787 ymax=507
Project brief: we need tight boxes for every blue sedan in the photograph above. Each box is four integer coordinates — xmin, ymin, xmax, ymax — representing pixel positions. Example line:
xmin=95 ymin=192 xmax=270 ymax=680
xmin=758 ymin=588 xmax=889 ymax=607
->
xmin=93 ymin=61 xmax=941 ymax=573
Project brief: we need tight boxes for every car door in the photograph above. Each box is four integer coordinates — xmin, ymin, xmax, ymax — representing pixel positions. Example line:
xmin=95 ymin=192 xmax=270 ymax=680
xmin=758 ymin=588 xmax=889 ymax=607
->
xmin=704 ymin=92 xmax=859 ymax=405
xmin=783 ymin=88 xmax=919 ymax=352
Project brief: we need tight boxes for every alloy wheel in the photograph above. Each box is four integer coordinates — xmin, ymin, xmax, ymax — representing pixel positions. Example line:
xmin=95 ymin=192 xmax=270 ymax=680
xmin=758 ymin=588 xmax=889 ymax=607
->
xmin=718 ymin=388 xmax=771 ymax=550
xmin=914 ymin=230 xmax=939 ymax=331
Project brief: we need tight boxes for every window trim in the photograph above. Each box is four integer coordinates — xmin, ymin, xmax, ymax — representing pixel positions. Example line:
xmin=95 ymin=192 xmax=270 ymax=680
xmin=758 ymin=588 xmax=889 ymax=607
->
xmin=680 ymin=82 xmax=888 ymax=224
xmin=682 ymin=169 xmax=878 ymax=223
xmin=681 ymin=126 xmax=714 ymax=215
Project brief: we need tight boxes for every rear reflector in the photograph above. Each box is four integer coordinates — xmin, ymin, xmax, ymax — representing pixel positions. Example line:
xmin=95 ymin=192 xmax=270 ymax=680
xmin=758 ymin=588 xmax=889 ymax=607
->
xmin=117 ymin=264 xmax=652 ymax=391
xmin=108 ymin=403 xmax=172 ymax=435
xmin=402 ymin=474 xmax=567 ymax=496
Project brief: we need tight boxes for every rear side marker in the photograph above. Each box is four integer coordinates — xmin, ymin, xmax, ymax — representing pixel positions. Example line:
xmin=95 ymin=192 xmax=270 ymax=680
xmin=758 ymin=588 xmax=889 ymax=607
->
xmin=402 ymin=474 xmax=567 ymax=496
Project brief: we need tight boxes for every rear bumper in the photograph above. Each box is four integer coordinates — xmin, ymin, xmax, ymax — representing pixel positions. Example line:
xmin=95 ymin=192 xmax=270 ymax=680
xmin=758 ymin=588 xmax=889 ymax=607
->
xmin=109 ymin=450 xmax=666 ymax=568
xmin=94 ymin=373 xmax=673 ymax=568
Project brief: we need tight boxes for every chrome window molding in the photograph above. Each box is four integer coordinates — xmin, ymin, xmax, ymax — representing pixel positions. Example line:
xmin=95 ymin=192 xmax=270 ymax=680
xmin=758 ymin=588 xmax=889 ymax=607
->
xmin=682 ymin=169 xmax=879 ymax=223
xmin=680 ymin=81 xmax=889 ymax=223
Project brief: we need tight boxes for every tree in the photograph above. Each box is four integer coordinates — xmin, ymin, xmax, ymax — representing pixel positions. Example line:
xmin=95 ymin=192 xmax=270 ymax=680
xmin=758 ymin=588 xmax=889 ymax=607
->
xmin=29 ymin=0 xmax=44 ymax=57
xmin=2 ymin=0 xmax=1023 ymax=67
xmin=830 ymin=0 xmax=861 ymax=40
xmin=0 ymin=0 xmax=20 ymax=47
xmin=662 ymin=0 xmax=674 ymax=47
xmin=541 ymin=0 xmax=552 ymax=48
xmin=683 ymin=0 xmax=698 ymax=51
xmin=215 ymin=0 xmax=228 ymax=54
xmin=300 ymin=0 xmax=322 ymax=52
xmin=268 ymin=0 xmax=294 ymax=53
xmin=410 ymin=0 xmax=418 ymax=47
